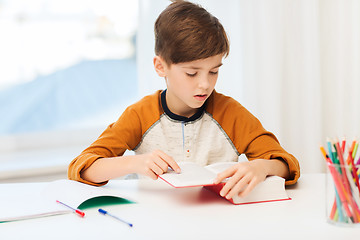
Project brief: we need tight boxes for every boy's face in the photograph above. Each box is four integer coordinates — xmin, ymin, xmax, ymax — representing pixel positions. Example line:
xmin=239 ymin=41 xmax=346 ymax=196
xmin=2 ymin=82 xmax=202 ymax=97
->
xmin=154 ymin=54 xmax=223 ymax=118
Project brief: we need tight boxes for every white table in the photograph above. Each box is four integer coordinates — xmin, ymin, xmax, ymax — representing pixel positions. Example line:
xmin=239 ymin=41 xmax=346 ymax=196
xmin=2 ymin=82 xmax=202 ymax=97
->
xmin=0 ymin=174 xmax=358 ymax=240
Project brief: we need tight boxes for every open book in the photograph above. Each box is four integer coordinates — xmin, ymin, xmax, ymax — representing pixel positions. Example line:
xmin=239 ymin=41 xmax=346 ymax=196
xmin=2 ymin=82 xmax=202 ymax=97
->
xmin=159 ymin=162 xmax=291 ymax=205
xmin=0 ymin=179 xmax=134 ymax=222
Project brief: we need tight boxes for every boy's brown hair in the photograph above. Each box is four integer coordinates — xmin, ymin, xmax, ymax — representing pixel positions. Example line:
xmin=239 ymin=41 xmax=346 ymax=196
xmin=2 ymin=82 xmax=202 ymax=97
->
xmin=154 ymin=0 xmax=229 ymax=65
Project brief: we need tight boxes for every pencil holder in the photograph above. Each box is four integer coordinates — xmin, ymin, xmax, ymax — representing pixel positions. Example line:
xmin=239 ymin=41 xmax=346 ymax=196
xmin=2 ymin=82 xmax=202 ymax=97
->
xmin=326 ymin=162 xmax=360 ymax=226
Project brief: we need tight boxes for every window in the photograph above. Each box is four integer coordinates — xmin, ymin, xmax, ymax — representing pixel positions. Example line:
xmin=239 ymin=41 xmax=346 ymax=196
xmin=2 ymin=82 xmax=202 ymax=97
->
xmin=0 ymin=0 xmax=139 ymax=182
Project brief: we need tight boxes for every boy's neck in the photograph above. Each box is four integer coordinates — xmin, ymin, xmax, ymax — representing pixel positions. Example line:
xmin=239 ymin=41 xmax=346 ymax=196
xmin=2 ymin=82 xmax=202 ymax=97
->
xmin=161 ymin=90 xmax=206 ymax=122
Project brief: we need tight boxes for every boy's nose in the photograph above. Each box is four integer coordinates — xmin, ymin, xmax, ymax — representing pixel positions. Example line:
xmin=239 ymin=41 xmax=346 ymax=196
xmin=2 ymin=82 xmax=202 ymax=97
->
xmin=198 ymin=76 xmax=210 ymax=89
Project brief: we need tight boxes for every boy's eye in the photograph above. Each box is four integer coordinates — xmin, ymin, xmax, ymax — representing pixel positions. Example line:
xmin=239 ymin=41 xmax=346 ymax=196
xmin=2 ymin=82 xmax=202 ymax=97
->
xmin=210 ymin=71 xmax=218 ymax=75
xmin=186 ymin=72 xmax=197 ymax=77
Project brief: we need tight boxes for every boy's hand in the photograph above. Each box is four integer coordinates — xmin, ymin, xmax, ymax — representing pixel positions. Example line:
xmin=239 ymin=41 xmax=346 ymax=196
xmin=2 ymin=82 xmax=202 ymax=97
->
xmin=213 ymin=160 xmax=268 ymax=200
xmin=133 ymin=150 xmax=181 ymax=180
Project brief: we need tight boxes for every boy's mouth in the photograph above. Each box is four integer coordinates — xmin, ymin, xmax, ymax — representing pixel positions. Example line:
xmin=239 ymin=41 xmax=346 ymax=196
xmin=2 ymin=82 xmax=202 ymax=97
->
xmin=194 ymin=94 xmax=208 ymax=101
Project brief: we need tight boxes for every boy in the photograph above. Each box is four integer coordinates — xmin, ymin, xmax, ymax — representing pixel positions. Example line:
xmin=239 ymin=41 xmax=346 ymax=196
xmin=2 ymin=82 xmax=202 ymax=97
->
xmin=68 ymin=0 xmax=300 ymax=200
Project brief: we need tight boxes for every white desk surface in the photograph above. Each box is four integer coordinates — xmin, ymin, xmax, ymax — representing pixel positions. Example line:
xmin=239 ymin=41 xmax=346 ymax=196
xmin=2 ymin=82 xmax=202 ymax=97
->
xmin=0 ymin=173 xmax=359 ymax=240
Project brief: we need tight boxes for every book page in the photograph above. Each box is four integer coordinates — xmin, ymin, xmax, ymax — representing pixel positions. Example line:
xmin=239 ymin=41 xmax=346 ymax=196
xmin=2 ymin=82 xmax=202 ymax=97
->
xmin=205 ymin=162 xmax=238 ymax=174
xmin=159 ymin=162 xmax=217 ymax=188
xmin=0 ymin=183 xmax=68 ymax=222
xmin=231 ymin=176 xmax=289 ymax=204
xmin=0 ymin=180 xmax=135 ymax=222
xmin=204 ymin=175 xmax=289 ymax=205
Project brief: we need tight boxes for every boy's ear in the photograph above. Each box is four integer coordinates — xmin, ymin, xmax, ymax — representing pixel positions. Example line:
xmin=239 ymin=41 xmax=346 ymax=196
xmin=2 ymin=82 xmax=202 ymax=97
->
xmin=153 ymin=56 xmax=167 ymax=77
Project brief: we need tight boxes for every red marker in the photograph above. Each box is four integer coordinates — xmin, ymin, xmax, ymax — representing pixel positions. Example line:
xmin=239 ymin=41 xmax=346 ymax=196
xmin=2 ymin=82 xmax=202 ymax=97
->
xmin=56 ymin=200 xmax=85 ymax=218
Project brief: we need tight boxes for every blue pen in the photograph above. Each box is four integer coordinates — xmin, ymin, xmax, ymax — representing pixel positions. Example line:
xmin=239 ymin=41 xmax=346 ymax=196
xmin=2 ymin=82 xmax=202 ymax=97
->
xmin=98 ymin=208 xmax=133 ymax=227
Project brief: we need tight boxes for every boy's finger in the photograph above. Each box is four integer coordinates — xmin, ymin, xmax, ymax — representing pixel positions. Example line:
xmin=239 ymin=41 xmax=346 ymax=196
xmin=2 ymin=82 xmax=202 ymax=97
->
xmin=214 ymin=165 xmax=237 ymax=184
xmin=149 ymin=161 xmax=165 ymax=176
xmin=156 ymin=150 xmax=181 ymax=173
xmin=219 ymin=171 xmax=242 ymax=197
xmin=225 ymin=176 xmax=251 ymax=199
xmin=237 ymin=179 xmax=259 ymax=198
xmin=145 ymin=167 xmax=159 ymax=180
xmin=153 ymin=157 xmax=169 ymax=173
